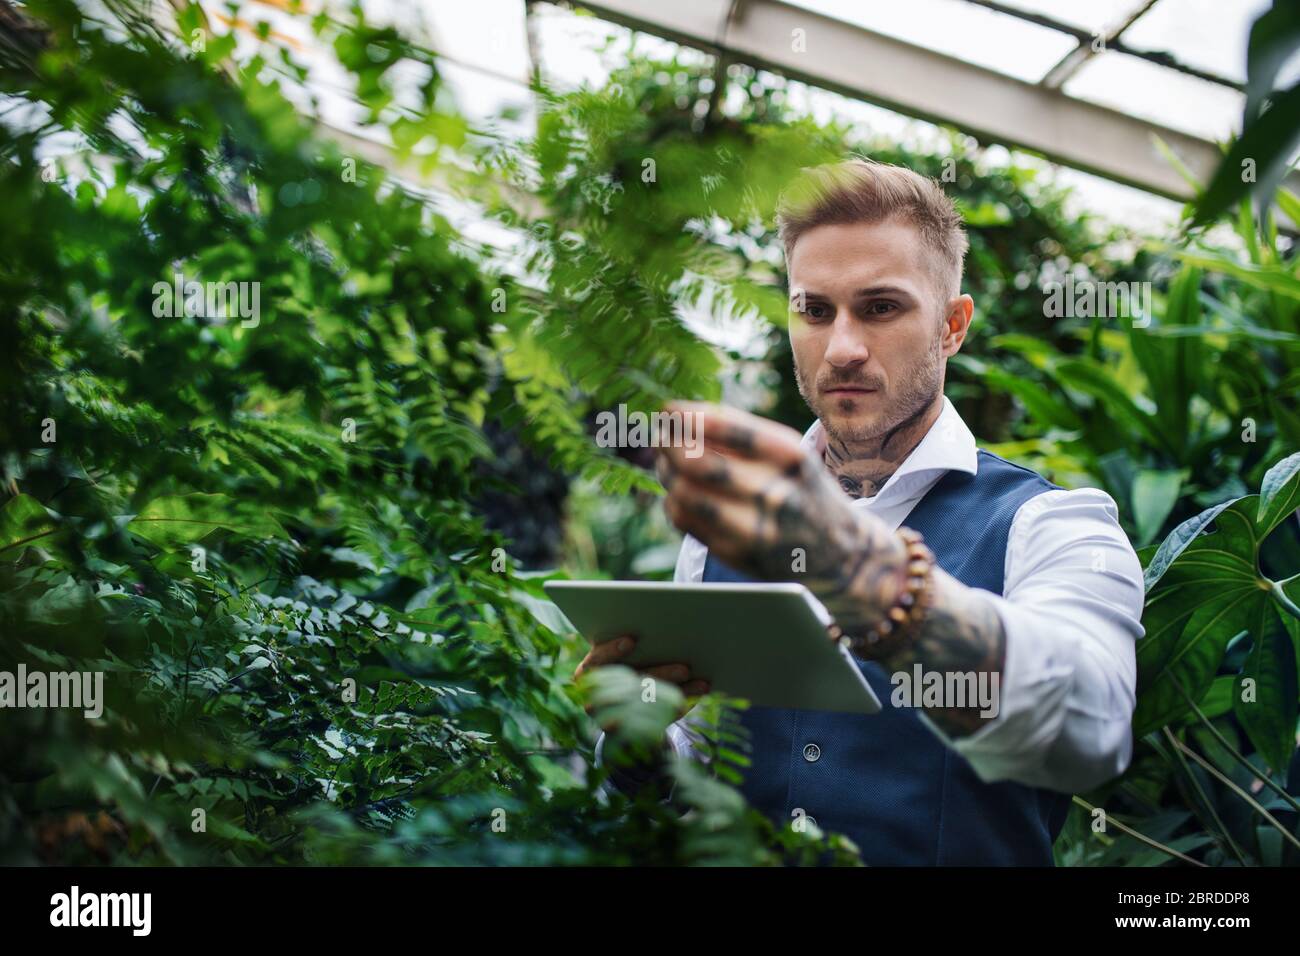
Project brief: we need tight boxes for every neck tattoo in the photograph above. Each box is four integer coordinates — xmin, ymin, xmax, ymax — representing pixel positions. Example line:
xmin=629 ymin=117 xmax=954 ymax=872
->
xmin=822 ymin=400 xmax=938 ymax=500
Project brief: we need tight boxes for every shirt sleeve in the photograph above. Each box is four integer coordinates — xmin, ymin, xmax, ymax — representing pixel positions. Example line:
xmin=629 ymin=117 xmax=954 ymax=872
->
xmin=675 ymin=533 xmax=708 ymax=583
xmin=921 ymin=486 xmax=1145 ymax=794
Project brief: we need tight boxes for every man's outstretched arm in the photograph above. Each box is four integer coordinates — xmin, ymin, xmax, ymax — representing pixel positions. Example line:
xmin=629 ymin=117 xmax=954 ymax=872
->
xmin=657 ymin=401 xmax=1006 ymax=737
xmin=656 ymin=402 xmax=1142 ymax=790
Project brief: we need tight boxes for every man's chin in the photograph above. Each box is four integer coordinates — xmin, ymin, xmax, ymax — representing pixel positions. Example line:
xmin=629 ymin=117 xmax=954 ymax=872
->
xmin=818 ymin=406 xmax=885 ymax=444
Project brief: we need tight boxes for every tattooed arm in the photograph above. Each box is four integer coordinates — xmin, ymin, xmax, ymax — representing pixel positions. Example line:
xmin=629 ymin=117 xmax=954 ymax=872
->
xmin=656 ymin=401 xmax=1003 ymax=738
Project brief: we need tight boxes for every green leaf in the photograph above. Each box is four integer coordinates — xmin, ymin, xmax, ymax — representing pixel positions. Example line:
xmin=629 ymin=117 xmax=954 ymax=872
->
xmin=1276 ymin=188 xmax=1300 ymax=230
xmin=1129 ymin=266 xmax=1201 ymax=443
xmin=511 ymin=588 xmax=572 ymax=636
xmin=1135 ymin=588 xmax=1263 ymax=737
xmin=1234 ymin=600 xmax=1298 ymax=774
xmin=1053 ymin=359 xmax=1170 ymax=455
xmin=1132 ymin=469 xmax=1187 ymax=547
xmin=1137 ymin=497 xmax=1267 ymax=736
xmin=1245 ymin=2 xmax=1300 ymax=122
xmin=127 ymin=493 xmax=289 ymax=549
xmin=1192 ymin=83 xmax=1300 ymax=227
xmin=0 ymin=494 xmax=59 ymax=559
xmin=1172 ymin=249 xmax=1300 ymax=300
xmin=27 ymin=575 xmax=96 ymax=626
xmin=581 ymin=664 xmax=682 ymax=762
xmin=1143 ymin=499 xmax=1239 ymax=591
xmin=1198 ymin=675 xmax=1238 ymax=719
xmin=1256 ymin=451 xmax=1300 ymax=536
xmin=1151 ymin=134 xmax=1204 ymax=196
xmin=956 ymin=355 xmax=1083 ymax=431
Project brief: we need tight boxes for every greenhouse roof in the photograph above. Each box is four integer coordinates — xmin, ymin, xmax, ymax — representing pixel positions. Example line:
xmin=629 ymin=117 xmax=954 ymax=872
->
xmin=194 ymin=0 xmax=1300 ymax=230
xmin=540 ymin=0 xmax=1300 ymax=201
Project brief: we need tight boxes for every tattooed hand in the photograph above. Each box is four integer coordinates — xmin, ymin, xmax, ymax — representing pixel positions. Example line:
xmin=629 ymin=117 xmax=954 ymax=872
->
xmin=654 ymin=401 xmax=908 ymax=629
xmin=655 ymin=401 xmax=1005 ymax=737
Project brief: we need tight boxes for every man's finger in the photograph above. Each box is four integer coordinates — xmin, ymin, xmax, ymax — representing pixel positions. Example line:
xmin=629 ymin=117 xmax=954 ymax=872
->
xmin=574 ymin=635 xmax=636 ymax=678
xmin=659 ymin=444 xmax=795 ymax=503
xmin=666 ymin=401 xmax=805 ymax=469
xmin=654 ymin=452 xmax=676 ymax=491
xmin=663 ymin=486 xmax=768 ymax=571
xmin=638 ymin=663 xmax=693 ymax=684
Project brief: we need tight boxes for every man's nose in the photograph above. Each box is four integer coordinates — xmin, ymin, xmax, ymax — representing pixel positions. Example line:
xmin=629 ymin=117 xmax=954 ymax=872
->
xmin=823 ymin=312 xmax=870 ymax=368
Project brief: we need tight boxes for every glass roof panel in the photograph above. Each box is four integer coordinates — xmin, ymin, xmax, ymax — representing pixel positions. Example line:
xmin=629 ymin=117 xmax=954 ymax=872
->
xmin=791 ymin=0 xmax=1077 ymax=83
xmin=527 ymin=1 xmax=711 ymax=90
xmin=424 ymin=0 xmax=532 ymax=85
xmin=1121 ymin=0 xmax=1268 ymax=85
xmin=977 ymin=0 xmax=1150 ymax=36
xmin=1063 ymin=51 xmax=1245 ymax=141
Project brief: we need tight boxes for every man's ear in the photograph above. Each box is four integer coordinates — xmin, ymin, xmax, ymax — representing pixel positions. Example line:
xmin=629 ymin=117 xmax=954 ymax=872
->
xmin=940 ymin=294 xmax=974 ymax=356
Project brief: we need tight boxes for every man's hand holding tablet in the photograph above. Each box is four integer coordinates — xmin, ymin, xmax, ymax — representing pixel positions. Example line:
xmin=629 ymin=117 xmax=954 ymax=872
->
xmin=572 ymin=635 xmax=709 ymax=730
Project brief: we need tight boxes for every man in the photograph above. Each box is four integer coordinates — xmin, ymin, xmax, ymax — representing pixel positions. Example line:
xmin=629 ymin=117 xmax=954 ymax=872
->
xmin=576 ymin=158 xmax=1144 ymax=865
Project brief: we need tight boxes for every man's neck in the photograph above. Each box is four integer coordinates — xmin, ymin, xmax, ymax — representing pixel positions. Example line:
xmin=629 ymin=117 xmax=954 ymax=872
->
xmin=821 ymin=395 xmax=944 ymax=500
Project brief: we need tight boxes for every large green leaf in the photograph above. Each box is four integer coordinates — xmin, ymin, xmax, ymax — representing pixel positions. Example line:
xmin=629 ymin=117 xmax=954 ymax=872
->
xmin=1052 ymin=359 xmax=1170 ymax=456
xmin=1256 ymin=451 xmax=1300 ymax=536
xmin=1136 ymin=475 xmax=1300 ymax=747
xmin=1233 ymin=600 xmax=1299 ymax=774
xmin=1278 ymin=575 xmax=1300 ymax=688
xmin=1172 ymin=250 xmax=1300 ymax=301
xmin=1139 ymin=558 xmax=1259 ymax=687
xmin=1192 ymin=82 xmax=1300 ymax=227
xmin=1143 ymin=498 xmax=1244 ymax=591
xmin=1135 ymin=587 xmax=1263 ymax=736
xmin=127 ymin=493 xmax=289 ymax=549
xmin=1245 ymin=1 xmax=1300 ymax=121
xmin=952 ymin=355 xmax=1083 ymax=431
xmin=1136 ymin=498 xmax=1269 ymax=734
xmin=1138 ymin=587 xmax=1208 ymax=681
xmin=1129 ymin=266 xmax=1201 ymax=444
xmin=1198 ymin=675 xmax=1239 ymax=719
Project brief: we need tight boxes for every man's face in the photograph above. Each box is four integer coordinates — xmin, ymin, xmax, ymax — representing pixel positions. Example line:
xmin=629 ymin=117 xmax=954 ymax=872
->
xmin=787 ymin=218 xmax=962 ymax=447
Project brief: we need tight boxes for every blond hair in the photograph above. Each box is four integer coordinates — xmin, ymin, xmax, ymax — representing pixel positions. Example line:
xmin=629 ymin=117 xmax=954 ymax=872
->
xmin=776 ymin=158 xmax=969 ymax=299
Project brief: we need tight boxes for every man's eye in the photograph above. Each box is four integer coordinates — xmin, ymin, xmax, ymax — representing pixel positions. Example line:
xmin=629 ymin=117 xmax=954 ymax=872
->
xmin=803 ymin=303 xmax=832 ymax=320
xmin=865 ymin=301 xmax=898 ymax=316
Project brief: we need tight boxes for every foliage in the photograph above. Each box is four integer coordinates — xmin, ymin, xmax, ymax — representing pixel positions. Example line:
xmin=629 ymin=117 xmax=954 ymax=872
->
xmin=1136 ymin=453 xmax=1300 ymax=756
xmin=0 ymin=0 xmax=853 ymax=865
xmin=961 ymin=199 xmax=1300 ymax=550
xmin=2 ymin=0 xmax=1297 ymax=870
xmin=1194 ymin=0 xmax=1300 ymax=226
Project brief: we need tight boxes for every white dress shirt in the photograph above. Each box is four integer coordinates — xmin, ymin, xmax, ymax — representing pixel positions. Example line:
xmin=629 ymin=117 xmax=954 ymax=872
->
xmin=665 ymin=395 xmax=1145 ymax=794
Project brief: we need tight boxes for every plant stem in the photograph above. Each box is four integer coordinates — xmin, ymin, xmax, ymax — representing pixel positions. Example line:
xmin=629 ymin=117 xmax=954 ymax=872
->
xmin=1159 ymin=727 xmax=1250 ymax=865
xmin=1271 ymin=579 xmax=1300 ymax=623
xmin=1173 ymin=672 xmax=1300 ymax=817
xmin=1071 ymin=795 xmax=1207 ymax=867
xmin=1171 ymin=736 xmax=1300 ymax=853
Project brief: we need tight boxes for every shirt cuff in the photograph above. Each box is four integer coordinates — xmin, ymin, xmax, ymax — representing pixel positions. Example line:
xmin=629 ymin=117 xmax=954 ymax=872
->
xmin=593 ymin=719 xmax=703 ymax=797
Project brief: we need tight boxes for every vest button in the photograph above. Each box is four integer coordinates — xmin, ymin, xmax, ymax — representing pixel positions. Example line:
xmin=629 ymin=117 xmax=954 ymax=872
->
xmin=802 ymin=742 xmax=821 ymax=763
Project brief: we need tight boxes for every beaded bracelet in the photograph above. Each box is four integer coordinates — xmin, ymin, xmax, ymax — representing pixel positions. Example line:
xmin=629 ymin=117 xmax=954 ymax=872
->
xmin=828 ymin=527 xmax=935 ymax=658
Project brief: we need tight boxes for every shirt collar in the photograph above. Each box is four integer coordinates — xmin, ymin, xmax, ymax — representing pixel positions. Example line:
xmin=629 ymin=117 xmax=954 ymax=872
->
xmin=799 ymin=394 xmax=979 ymax=500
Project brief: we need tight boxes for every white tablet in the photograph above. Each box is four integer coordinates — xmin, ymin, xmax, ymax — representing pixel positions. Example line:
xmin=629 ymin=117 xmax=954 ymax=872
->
xmin=544 ymin=580 xmax=881 ymax=714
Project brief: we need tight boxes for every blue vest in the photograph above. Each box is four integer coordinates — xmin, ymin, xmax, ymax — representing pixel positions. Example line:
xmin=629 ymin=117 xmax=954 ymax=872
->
xmin=701 ymin=450 xmax=1072 ymax=865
